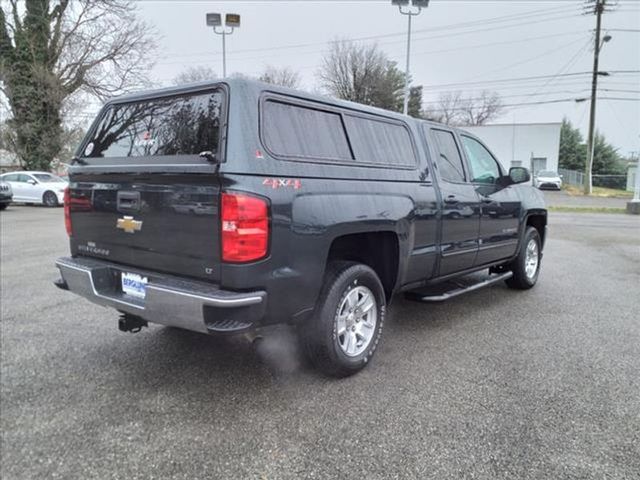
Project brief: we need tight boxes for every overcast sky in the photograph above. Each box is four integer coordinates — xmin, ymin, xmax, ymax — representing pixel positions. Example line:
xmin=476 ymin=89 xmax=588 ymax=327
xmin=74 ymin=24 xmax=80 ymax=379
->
xmin=141 ymin=1 xmax=638 ymax=156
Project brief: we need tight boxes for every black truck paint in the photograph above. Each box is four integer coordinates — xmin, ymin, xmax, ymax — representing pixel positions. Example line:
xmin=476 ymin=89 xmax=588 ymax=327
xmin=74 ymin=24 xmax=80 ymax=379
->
xmin=56 ymin=78 xmax=547 ymax=376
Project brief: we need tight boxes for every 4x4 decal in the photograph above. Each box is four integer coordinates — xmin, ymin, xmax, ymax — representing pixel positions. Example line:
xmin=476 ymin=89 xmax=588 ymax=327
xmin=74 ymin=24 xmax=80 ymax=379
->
xmin=262 ymin=178 xmax=302 ymax=190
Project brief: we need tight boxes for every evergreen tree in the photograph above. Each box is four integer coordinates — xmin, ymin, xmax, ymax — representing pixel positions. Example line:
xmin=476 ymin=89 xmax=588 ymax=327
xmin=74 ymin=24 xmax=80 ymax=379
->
xmin=559 ymin=118 xmax=623 ymax=174
xmin=558 ymin=118 xmax=587 ymax=171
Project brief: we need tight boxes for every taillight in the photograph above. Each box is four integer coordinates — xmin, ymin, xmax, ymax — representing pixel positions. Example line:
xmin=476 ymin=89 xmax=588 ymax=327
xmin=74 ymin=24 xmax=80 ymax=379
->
xmin=221 ymin=192 xmax=269 ymax=263
xmin=63 ymin=187 xmax=72 ymax=236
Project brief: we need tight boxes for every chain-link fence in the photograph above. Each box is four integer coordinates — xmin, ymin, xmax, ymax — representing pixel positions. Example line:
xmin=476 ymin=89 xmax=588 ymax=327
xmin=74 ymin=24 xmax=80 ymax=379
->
xmin=558 ymin=168 xmax=627 ymax=190
xmin=558 ymin=169 xmax=584 ymax=187
xmin=593 ymin=175 xmax=627 ymax=190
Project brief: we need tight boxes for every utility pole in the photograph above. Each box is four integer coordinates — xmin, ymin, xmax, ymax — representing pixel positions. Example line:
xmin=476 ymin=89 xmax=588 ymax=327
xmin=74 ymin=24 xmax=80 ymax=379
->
xmin=584 ymin=0 xmax=606 ymax=194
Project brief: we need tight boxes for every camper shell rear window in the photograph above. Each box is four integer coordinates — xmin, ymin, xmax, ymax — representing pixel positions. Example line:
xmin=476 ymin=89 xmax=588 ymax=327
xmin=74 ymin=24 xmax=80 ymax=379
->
xmin=80 ymin=89 xmax=225 ymax=163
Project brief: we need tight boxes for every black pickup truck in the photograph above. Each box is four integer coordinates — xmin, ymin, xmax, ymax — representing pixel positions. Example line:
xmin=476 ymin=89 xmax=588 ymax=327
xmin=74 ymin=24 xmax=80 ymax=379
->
xmin=55 ymin=78 xmax=546 ymax=376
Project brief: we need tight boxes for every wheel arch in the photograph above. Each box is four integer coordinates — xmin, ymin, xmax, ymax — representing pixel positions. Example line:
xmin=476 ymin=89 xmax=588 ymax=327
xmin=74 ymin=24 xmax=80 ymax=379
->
xmin=325 ymin=230 xmax=401 ymax=302
xmin=525 ymin=210 xmax=547 ymax=249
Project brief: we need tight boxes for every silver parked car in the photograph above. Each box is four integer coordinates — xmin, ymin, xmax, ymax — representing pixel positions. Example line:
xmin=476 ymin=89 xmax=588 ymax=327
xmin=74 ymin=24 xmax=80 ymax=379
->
xmin=534 ymin=170 xmax=562 ymax=190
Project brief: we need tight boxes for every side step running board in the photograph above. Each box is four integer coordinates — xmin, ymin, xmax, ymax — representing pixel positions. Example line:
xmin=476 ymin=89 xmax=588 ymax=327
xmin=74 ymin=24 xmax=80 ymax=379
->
xmin=405 ymin=272 xmax=513 ymax=303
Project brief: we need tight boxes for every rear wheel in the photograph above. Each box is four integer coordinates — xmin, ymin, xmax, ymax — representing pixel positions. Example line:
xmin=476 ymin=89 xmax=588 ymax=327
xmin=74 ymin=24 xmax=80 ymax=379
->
xmin=301 ymin=261 xmax=386 ymax=377
xmin=43 ymin=191 xmax=58 ymax=207
xmin=506 ymin=226 xmax=541 ymax=290
xmin=0 ymin=204 xmax=7 ymax=211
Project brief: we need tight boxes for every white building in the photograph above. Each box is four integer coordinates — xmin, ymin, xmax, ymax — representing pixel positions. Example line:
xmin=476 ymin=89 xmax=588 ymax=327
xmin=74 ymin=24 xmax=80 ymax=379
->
xmin=462 ymin=123 xmax=562 ymax=176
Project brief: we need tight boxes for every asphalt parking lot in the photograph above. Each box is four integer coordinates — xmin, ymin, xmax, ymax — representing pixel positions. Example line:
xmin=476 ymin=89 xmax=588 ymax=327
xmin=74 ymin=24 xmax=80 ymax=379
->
xmin=1 ymin=206 xmax=639 ymax=479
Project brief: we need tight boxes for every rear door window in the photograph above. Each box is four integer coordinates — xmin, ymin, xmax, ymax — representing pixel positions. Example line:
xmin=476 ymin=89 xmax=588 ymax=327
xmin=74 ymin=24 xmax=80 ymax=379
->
xmin=430 ymin=129 xmax=467 ymax=183
xmin=83 ymin=90 xmax=224 ymax=160
xmin=262 ymin=100 xmax=353 ymax=161
xmin=343 ymin=115 xmax=416 ymax=167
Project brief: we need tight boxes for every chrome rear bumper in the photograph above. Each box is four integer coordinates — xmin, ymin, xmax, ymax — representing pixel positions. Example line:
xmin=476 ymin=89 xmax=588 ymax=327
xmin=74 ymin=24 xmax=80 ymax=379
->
xmin=55 ymin=256 xmax=266 ymax=334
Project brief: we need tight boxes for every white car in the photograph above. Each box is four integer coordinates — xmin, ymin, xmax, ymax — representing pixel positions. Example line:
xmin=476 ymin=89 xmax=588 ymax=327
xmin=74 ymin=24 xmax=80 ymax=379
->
xmin=0 ymin=171 xmax=67 ymax=207
xmin=533 ymin=170 xmax=563 ymax=190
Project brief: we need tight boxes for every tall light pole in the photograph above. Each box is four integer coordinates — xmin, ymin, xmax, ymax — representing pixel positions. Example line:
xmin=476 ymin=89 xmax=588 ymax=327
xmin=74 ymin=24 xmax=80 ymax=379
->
xmin=393 ymin=0 xmax=429 ymax=116
xmin=206 ymin=13 xmax=241 ymax=78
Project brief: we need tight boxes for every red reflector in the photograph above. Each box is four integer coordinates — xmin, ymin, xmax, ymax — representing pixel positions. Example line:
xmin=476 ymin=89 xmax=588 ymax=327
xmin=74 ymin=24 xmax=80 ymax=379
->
xmin=63 ymin=187 xmax=72 ymax=236
xmin=221 ymin=192 xmax=269 ymax=263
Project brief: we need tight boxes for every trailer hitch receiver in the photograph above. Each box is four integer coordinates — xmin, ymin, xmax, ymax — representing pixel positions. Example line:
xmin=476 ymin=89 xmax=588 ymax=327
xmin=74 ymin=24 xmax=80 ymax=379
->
xmin=118 ymin=313 xmax=148 ymax=333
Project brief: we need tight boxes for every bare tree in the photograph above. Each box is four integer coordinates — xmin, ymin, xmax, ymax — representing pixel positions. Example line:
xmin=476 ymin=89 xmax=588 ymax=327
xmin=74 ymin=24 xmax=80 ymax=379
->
xmin=258 ymin=66 xmax=300 ymax=89
xmin=0 ymin=0 xmax=156 ymax=170
xmin=318 ymin=39 xmax=404 ymax=111
xmin=461 ymin=90 xmax=503 ymax=126
xmin=423 ymin=91 xmax=463 ymax=124
xmin=423 ymin=90 xmax=503 ymax=126
xmin=173 ymin=66 xmax=218 ymax=86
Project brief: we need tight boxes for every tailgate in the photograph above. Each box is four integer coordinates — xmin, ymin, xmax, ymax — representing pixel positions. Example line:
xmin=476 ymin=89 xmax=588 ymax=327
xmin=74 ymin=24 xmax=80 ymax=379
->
xmin=69 ymin=174 xmax=221 ymax=283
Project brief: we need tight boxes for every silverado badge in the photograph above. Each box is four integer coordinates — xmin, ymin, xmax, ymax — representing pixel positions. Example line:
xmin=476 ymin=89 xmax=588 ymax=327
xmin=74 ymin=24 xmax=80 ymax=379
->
xmin=116 ymin=216 xmax=143 ymax=234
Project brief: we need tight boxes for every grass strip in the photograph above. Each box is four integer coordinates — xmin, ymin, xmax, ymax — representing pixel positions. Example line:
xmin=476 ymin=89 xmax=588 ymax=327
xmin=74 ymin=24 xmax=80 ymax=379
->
xmin=548 ymin=206 xmax=627 ymax=214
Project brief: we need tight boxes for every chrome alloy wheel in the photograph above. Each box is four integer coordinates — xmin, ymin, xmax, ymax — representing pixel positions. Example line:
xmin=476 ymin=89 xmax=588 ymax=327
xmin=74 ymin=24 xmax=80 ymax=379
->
xmin=524 ymin=238 xmax=539 ymax=280
xmin=335 ymin=285 xmax=377 ymax=357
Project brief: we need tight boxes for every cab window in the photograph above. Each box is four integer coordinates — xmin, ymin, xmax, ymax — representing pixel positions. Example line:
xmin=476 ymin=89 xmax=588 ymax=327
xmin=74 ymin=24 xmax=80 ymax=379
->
xmin=461 ymin=136 xmax=502 ymax=184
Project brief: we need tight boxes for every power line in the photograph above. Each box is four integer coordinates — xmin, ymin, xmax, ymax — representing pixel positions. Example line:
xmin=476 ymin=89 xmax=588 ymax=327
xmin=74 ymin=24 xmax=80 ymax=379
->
xmin=156 ymin=8 xmax=581 ymax=64
xmin=421 ymin=91 xmax=585 ymax=104
xmin=421 ymin=72 xmax=594 ymax=90
xmin=601 ymin=88 xmax=640 ymax=94
xmin=420 ymin=88 xmax=638 ymax=104
xmin=425 ymin=96 xmax=639 ymax=113
xmin=157 ymin=30 xmax=588 ymax=67
xmin=516 ymin=36 xmax=594 ymax=105
xmin=595 ymin=97 xmax=640 ymax=101
xmin=420 ymin=71 xmax=639 ymax=91
xmin=471 ymin=36 xmax=588 ymax=81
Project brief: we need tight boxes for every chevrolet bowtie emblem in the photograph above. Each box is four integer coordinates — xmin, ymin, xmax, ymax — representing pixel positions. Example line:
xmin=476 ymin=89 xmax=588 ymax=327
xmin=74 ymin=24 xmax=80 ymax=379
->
xmin=116 ymin=216 xmax=143 ymax=234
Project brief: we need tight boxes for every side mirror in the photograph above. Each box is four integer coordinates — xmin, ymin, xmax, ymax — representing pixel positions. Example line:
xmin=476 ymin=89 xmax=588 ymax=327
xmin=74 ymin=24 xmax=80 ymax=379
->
xmin=28 ymin=179 xmax=37 ymax=185
xmin=509 ymin=167 xmax=530 ymax=184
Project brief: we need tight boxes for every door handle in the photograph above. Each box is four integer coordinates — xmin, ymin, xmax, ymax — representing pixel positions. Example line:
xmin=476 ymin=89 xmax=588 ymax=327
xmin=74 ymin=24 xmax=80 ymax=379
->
xmin=444 ymin=195 xmax=457 ymax=204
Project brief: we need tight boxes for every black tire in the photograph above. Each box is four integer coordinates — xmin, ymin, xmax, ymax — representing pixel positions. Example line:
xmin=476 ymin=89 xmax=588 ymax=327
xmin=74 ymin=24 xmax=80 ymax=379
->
xmin=43 ymin=191 xmax=58 ymax=207
xmin=505 ymin=226 xmax=542 ymax=290
xmin=0 ymin=204 xmax=7 ymax=211
xmin=301 ymin=261 xmax=386 ymax=377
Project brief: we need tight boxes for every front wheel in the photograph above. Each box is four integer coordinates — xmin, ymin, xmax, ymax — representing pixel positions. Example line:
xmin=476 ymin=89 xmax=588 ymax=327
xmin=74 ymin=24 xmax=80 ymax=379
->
xmin=43 ymin=191 xmax=58 ymax=207
xmin=301 ymin=261 xmax=386 ymax=377
xmin=506 ymin=226 xmax=542 ymax=290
